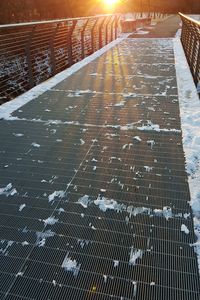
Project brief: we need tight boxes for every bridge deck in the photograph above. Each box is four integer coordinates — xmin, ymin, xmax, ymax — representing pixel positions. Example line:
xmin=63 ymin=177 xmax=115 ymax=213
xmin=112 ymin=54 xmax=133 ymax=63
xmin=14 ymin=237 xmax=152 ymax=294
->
xmin=0 ymin=38 xmax=199 ymax=299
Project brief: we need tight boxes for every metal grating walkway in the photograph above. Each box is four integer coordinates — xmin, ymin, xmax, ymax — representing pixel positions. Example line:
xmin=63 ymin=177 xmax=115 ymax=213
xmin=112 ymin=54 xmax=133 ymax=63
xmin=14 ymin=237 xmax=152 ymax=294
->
xmin=0 ymin=38 xmax=199 ymax=300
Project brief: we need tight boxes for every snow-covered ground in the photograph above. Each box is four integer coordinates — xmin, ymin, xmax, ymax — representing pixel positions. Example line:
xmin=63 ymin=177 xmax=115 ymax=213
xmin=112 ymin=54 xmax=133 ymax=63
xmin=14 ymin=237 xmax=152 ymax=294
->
xmin=174 ymin=38 xmax=200 ymax=272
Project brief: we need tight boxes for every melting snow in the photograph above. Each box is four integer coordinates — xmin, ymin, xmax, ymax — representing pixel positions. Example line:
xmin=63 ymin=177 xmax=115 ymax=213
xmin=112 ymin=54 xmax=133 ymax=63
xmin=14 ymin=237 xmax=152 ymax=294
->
xmin=113 ymin=260 xmax=119 ymax=268
xmin=0 ymin=183 xmax=17 ymax=197
xmin=135 ymin=30 xmax=149 ymax=34
xmin=153 ymin=206 xmax=172 ymax=220
xmin=31 ymin=142 xmax=40 ymax=148
xmin=19 ymin=204 xmax=26 ymax=211
xmin=0 ymin=240 xmax=14 ymax=255
xmin=16 ymin=272 xmax=24 ymax=277
xmin=43 ymin=216 xmax=59 ymax=225
xmin=77 ymin=239 xmax=89 ymax=249
xmin=103 ymin=275 xmax=108 ymax=283
xmin=62 ymin=252 xmax=81 ymax=277
xmin=114 ymin=101 xmax=125 ymax=107
xmin=78 ymin=194 xmax=181 ymax=221
xmin=147 ymin=140 xmax=155 ymax=149
xmin=78 ymin=195 xmax=90 ymax=208
xmin=122 ymin=143 xmax=133 ymax=150
xmin=52 ymin=280 xmax=56 ymax=286
xmin=129 ymin=247 xmax=143 ymax=265
xmin=13 ymin=133 xmax=24 ymax=137
xmin=181 ymin=224 xmax=190 ymax=235
xmin=94 ymin=196 xmax=126 ymax=212
xmin=137 ymin=121 xmax=180 ymax=133
xmin=22 ymin=241 xmax=29 ymax=246
xmin=144 ymin=166 xmax=153 ymax=172
xmin=80 ymin=139 xmax=85 ymax=145
xmin=36 ymin=230 xmax=55 ymax=247
xmin=133 ymin=136 xmax=142 ymax=142
xmin=48 ymin=190 xmax=66 ymax=203
xmin=57 ymin=208 xmax=65 ymax=214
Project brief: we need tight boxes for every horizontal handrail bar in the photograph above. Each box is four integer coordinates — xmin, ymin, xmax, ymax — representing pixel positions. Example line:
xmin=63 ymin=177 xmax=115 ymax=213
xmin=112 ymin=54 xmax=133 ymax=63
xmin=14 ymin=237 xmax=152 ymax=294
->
xmin=179 ymin=13 xmax=200 ymax=25
xmin=0 ymin=14 xmax=115 ymax=29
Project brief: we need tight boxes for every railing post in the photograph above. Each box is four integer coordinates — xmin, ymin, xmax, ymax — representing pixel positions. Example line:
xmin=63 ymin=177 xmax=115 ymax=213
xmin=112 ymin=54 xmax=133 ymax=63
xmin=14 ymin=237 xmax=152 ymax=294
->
xmin=105 ymin=16 xmax=112 ymax=45
xmin=114 ymin=15 xmax=120 ymax=40
xmin=194 ymin=44 xmax=200 ymax=86
xmin=91 ymin=18 xmax=98 ymax=54
xmin=110 ymin=17 xmax=116 ymax=41
xmin=25 ymin=26 xmax=36 ymax=89
xmin=67 ymin=19 xmax=77 ymax=67
xmin=99 ymin=17 xmax=106 ymax=49
xmin=81 ymin=19 xmax=89 ymax=59
xmin=50 ymin=23 xmax=59 ymax=76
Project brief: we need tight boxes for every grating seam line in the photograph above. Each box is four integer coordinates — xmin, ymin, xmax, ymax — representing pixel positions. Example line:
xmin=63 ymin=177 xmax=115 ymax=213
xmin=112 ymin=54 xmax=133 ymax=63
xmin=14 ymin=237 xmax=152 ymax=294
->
xmin=0 ymin=234 xmax=196 ymax=261
xmin=0 ymin=217 xmax=195 ymax=246
xmin=0 ymin=198 xmax=192 ymax=216
xmin=0 ymin=173 xmax=189 ymax=196
xmin=1 ymin=267 xmax=199 ymax=295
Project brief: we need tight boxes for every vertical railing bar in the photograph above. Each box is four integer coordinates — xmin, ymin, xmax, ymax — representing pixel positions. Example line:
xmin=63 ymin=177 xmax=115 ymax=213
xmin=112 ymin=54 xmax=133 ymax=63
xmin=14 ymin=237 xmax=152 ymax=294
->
xmin=50 ymin=23 xmax=59 ymax=76
xmin=99 ymin=17 xmax=107 ymax=49
xmin=105 ymin=16 xmax=113 ymax=45
xmin=67 ymin=19 xmax=77 ymax=67
xmin=194 ymin=43 xmax=200 ymax=85
xmin=91 ymin=18 xmax=98 ymax=54
xmin=25 ymin=25 xmax=36 ymax=89
xmin=81 ymin=19 xmax=89 ymax=59
xmin=114 ymin=15 xmax=121 ymax=40
xmin=110 ymin=16 xmax=116 ymax=42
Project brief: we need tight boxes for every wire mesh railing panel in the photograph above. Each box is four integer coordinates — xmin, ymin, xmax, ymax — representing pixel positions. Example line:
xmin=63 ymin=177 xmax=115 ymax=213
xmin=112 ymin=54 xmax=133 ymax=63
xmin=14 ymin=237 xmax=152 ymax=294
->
xmin=0 ymin=15 xmax=120 ymax=103
xmin=179 ymin=13 xmax=200 ymax=92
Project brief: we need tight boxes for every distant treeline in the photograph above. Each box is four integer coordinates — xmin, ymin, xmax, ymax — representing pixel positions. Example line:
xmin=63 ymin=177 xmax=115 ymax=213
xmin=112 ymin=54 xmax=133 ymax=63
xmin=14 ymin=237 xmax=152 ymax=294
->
xmin=0 ymin=0 xmax=199 ymax=24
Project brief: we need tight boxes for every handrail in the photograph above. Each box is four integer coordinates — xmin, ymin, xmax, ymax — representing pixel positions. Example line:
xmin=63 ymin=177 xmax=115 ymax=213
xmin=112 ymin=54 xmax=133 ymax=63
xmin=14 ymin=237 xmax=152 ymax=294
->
xmin=179 ymin=13 xmax=200 ymax=93
xmin=0 ymin=14 xmax=154 ymax=103
xmin=179 ymin=13 xmax=200 ymax=26
xmin=0 ymin=14 xmax=114 ymax=29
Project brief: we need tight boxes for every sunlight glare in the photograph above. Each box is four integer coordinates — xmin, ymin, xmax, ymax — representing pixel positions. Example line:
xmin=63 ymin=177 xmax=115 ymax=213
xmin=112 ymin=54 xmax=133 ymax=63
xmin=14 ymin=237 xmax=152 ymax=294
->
xmin=103 ymin=0 xmax=118 ymax=7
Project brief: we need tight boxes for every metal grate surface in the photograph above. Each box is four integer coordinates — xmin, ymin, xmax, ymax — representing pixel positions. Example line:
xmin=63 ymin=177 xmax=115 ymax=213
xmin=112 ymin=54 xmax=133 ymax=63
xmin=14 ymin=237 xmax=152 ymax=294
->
xmin=0 ymin=38 xmax=199 ymax=300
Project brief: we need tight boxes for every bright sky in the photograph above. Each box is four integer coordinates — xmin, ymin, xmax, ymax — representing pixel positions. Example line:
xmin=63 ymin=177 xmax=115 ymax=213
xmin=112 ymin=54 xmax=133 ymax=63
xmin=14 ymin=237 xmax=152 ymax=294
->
xmin=103 ymin=0 xmax=119 ymax=7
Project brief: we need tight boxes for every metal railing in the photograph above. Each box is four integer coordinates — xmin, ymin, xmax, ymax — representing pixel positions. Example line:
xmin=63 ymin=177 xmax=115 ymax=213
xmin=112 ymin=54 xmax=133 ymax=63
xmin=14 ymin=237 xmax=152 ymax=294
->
xmin=0 ymin=15 xmax=121 ymax=103
xmin=179 ymin=13 xmax=200 ymax=92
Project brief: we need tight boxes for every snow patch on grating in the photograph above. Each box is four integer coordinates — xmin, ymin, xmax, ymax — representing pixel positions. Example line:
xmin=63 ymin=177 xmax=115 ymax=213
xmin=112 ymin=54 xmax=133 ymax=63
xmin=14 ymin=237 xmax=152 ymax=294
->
xmin=48 ymin=190 xmax=66 ymax=203
xmin=181 ymin=224 xmax=190 ymax=235
xmin=94 ymin=196 xmax=126 ymax=212
xmin=77 ymin=194 xmax=185 ymax=221
xmin=19 ymin=204 xmax=26 ymax=211
xmin=174 ymin=37 xmax=200 ymax=272
xmin=136 ymin=120 xmax=181 ymax=133
xmin=43 ymin=216 xmax=59 ymax=226
xmin=0 ymin=183 xmax=17 ymax=197
xmin=36 ymin=230 xmax=55 ymax=247
xmin=129 ymin=247 xmax=143 ymax=265
xmin=62 ymin=252 xmax=81 ymax=277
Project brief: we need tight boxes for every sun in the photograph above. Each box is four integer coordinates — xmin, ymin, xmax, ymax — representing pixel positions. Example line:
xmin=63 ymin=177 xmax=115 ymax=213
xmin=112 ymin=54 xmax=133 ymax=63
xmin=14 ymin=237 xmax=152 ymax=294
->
xmin=103 ymin=0 xmax=118 ymax=6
